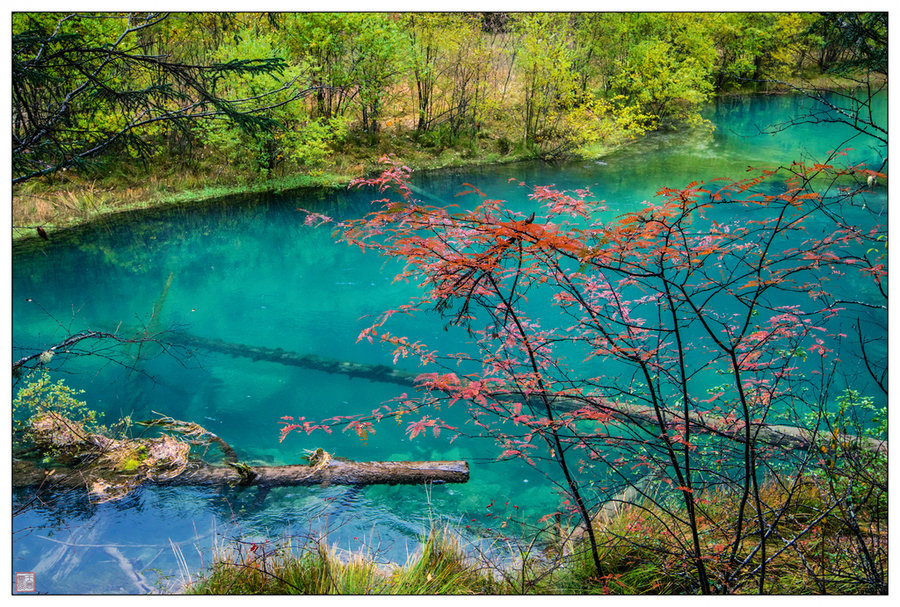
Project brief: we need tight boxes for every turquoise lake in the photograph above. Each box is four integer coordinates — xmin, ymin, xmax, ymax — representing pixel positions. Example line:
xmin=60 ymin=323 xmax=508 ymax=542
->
xmin=11 ymin=92 xmax=887 ymax=593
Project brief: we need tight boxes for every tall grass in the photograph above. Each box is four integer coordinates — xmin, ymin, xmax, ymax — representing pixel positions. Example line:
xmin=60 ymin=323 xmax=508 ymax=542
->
xmin=550 ymin=470 xmax=887 ymax=595
xmin=188 ymin=528 xmax=499 ymax=595
xmin=192 ymin=468 xmax=888 ymax=595
xmin=186 ymin=469 xmax=886 ymax=595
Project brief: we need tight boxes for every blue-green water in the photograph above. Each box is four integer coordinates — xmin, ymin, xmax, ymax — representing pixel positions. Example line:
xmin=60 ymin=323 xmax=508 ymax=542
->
xmin=12 ymin=93 xmax=886 ymax=593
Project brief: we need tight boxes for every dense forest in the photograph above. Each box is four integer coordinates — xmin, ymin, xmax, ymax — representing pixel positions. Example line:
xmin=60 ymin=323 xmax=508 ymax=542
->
xmin=11 ymin=12 xmax=887 ymax=229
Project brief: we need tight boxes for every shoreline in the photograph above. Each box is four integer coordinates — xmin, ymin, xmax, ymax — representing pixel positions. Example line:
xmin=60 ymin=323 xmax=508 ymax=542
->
xmin=10 ymin=143 xmax=627 ymax=244
xmin=11 ymin=75 xmax=877 ymax=244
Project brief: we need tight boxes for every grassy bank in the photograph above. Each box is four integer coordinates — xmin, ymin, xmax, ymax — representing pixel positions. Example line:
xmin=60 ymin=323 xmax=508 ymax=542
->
xmin=13 ymin=11 xmax=882 ymax=242
xmin=10 ymin=130 xmax=569 ymax=241
xmin=186 ymin=470 xmax=886 ymax=595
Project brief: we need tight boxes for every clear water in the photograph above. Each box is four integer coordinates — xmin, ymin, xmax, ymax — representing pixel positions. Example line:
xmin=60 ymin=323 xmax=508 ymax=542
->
xmin=11 ymin=92 xmax=887 ymax=593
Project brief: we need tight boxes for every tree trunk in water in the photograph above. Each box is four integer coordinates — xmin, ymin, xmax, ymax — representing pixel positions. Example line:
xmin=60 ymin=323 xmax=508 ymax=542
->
xmin=169 ymin=332 xmax=886 ymax=455
xmin=169 ymin=331 xmax=420 ymax=387
xmin=12 ymin=458 xmax=469 ymax=490
xmin=545 ymin=396 xmax=888 ymax=455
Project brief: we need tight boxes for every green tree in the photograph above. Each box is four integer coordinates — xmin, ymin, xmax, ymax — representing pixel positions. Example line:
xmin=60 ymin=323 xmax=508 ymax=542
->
xmin=278 ymin=13 xmax=403 ymax=142
xmin=806 ymin=12 xmax=887 ymax=75
xmin=278 ymin=13 xmax=357 ymax=121
xmin=611 ymin=37 xmax=713 ymax=129
xmin=512 ymin=14 xmax=579 ymax=148
xmin=402 ymin=13 xmax=495 ymax=144
xmin=12 ymin=12 xmax=307 ymax=184
xmin=443 ymin=15 xmax=494 ymax=141
xmin=567 ymin=13 xmax=631 ymax=95
xmin=192 ymin=24 xmax=333 ymax=176
xmin=353 ymin=14 xmax=404 ymax=139
xmin=702 ymin=13 xmax=814 ymax=91
xmin=404 ymin=13 xmax=442 ymax=133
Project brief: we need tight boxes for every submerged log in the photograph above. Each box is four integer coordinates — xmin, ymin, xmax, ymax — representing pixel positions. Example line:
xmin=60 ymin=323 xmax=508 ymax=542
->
xmin=169 ymin=331 xmax=419 ymax=387
xmin=12 ymin=458 xmax=470 ymax=490
xmin=544 ymin=396 xmax=887 ymax=455
xmin=169 ymin=331 xmax=887 ymax=456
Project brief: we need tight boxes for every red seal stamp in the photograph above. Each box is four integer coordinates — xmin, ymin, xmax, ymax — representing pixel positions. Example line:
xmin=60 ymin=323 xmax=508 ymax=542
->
xmin=15 ymin=572 xmax=36 ymax=593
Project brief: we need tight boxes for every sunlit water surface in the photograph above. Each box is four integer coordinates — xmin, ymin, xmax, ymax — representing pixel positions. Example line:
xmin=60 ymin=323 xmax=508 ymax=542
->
xmin=12 ymin=93 xmax=886 ymax=593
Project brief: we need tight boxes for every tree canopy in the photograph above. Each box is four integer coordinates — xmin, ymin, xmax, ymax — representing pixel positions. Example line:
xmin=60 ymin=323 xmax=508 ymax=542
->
xmin=12 ymin=11 xmax=886 ymax=186
xmin=11 ymin=12 xmax=314 ymax=184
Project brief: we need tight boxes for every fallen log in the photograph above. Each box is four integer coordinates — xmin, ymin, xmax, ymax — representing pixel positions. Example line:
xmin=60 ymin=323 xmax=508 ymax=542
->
xmin=165 ymin=332 xmax=888 ymax=456
xmin=13 ymin=411 xmax=468 ymax=499
xmin=12 ymin=458 xmax=470 ymax=490
xmin=169 ymin=331 xmax=419 ymax=387
xmin=137 ymin=414 xmax=238 ymax=463
xmin=13 ymin=331 xmax=122 ymax=373
xmin=171 ymin=458 xmax=470 ymax=487
xmin=18 ymin=329 xmax=886 ymax=457
xmin=544 ymin=395 xmax=887 ymax=455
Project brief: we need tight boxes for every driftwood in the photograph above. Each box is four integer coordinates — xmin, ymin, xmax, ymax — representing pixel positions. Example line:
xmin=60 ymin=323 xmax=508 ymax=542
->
xmin=12 ymin=458 xmax=470 ymax=490
xmin=137 ymin=414 xmax=238 ymax=463
xmin=13 ymin=331 xmax=121 ymax=373
xmin=169 ymin=458 xmax=469 ymax=487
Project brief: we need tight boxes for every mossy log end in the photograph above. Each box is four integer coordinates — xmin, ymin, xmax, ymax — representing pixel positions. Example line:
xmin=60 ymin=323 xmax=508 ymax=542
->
xmin=12 ymin=458 xmax=470 ymax=490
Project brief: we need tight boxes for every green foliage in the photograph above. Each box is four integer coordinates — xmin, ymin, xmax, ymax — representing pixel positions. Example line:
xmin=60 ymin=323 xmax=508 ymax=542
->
xmin=14 ymin=12 xmax=883 ymax=227
xmin=512 ymin=13 xmax=579 ymax=148
xmin=813 ymin=389 xmax=887 ymax=521
xmin=12 ymin=12 xmax=292 ymax=184
xmin=611 ymin=38 xmax=713 ymax=129
xmin=805 ymin=13 xmax=887 ymax=75
xmin=353 ymin=15 xmax=404 ymax=138
xmin=191 ymin=30 xmax=310 ymax=176
xmin=12 ymin=369 xmax=104 ymax=463
xmin=402 ymin=13 xmax=492 ymax=141
xmin=702 ymin=13 xmax=815 ymax=90
xmin=834 ymin=389 xmax=886 ymax=438
xmin=278 ymin=12 xmax=360 ymax=120
xmin=278 ymin=13 xmax=405 ymax=140
xmin=549 ymin=94 xmax=655 ymax=158
xmin=13 ymin=369 xmax=100 ymax=437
